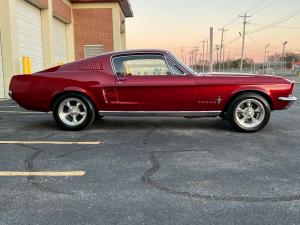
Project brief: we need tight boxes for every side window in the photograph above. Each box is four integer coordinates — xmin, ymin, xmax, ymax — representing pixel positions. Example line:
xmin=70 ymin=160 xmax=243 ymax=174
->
xmin=167 ymin=59 xmax=185 ymax=75
xmin=113 ymin=54 xmax=170 ymax=76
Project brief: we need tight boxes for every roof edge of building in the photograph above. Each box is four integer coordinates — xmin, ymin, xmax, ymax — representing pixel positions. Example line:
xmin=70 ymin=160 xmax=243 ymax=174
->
xmin=69 ymin=0 xmax=133 ymax=17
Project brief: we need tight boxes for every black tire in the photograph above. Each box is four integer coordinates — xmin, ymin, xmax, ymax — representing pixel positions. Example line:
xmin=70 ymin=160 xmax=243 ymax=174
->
xmin=96 ymin=115 xmax=104 ymax=120
xmin=227 ymin=93 xmax=271 ymax=133
xmin=219 ymin=112 xmax=228 ymax=120
xmin=52 ymin=93 xmax=96 ymax=131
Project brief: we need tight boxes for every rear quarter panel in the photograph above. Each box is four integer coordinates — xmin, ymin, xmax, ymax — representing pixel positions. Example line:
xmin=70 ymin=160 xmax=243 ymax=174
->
xmin=10 ymin=71 xmax=115 ymax=112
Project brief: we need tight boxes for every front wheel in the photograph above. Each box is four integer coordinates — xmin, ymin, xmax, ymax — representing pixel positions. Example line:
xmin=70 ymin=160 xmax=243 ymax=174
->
xmin=227 ymin=93 xmax=271 ymax=132
xmin=53 ymin=93 xmax=96 ymax=131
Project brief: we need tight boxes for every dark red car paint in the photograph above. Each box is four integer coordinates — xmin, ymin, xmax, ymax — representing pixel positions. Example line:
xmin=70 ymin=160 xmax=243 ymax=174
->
xmin=9 ymin=50 xmax=295 ymax=113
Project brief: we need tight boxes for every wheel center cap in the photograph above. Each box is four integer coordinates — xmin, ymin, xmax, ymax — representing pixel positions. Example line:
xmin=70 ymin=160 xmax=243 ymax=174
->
xmin=69 ymin=107 xmax=78 ymax=115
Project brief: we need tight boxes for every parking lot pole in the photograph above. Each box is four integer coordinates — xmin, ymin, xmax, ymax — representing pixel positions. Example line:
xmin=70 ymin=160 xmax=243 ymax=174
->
xmin=209 ymin=27 xmax=214 ymax=73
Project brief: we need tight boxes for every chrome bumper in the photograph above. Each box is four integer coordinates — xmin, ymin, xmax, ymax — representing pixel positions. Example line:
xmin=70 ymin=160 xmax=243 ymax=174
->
xmin=278 ymin=96 xmax=297 ymax=102
xmin=278 ymin=96 xmax=297 ymax=109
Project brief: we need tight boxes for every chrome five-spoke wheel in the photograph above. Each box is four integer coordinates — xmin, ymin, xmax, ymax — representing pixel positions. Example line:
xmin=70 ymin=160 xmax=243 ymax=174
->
xmin=58 ymin=98 xmax=87 ymax=127
xmin=234 ymin=99 xmax=265 ymax=129
xmin=53 ymin=93 xmax=96 ymax=131
xmin=228 ymin=93 xmax=271 ymax=132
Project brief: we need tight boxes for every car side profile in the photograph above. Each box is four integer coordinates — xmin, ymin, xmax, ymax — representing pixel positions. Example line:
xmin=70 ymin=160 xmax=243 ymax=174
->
xmin=9 ymin=49 xmax=297 ymax=132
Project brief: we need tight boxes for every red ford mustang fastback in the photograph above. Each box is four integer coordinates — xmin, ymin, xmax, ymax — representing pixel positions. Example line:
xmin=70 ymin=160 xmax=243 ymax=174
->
xmin=9 ymin=49 xmax=297 ymax=132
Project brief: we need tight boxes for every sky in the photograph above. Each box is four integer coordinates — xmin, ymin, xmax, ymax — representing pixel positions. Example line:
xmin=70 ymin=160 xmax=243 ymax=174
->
xmin=126 ymin=0 xmax=300 ymax=63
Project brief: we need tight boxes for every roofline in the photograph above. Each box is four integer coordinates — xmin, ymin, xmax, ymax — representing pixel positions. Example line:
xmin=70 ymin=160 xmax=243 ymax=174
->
xmin=69 ymin=0 xmax=133 ymax=17
xmin=102 ymin=49 xmax=171 ymax=57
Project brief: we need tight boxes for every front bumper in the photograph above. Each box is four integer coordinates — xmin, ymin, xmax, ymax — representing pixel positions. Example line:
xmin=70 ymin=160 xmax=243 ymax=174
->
xmin=278 ymin=96 xmax=297 ymax=109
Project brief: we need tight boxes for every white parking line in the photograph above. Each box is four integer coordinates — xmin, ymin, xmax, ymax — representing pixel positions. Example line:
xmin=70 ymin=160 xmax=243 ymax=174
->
xmin=0 ymin=171 xmax=85 ymax=177
xmin=0 ymin=111 xmax=46 ymax=114
xmin=0 ymin=141 xmax=101 ymax=145
xmin=0 ymin=106 xmax=19 ymax=108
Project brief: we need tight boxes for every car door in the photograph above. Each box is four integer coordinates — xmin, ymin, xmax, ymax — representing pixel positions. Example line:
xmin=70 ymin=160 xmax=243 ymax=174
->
xmin=112 ymin=53 xmax=197 ymax=111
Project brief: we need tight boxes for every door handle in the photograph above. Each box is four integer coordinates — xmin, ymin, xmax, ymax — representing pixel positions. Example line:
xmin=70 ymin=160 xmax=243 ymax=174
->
xmin=117 ymin=77 xmax=127 ymax=81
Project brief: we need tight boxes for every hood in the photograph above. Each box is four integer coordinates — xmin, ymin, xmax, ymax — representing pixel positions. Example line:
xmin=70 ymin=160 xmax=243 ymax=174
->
xmin=201 ymin=72 xmax=294 ymax=85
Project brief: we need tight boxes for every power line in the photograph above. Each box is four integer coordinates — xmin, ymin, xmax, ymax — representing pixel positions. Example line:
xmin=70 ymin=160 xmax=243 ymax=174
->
xmin=224 ymin=36 xmax=240 ymax=46
xmin=221 ymin=0 xmax=268 ymax=29
xmin=246 ymin=34 xmax=265 ymax=47
xmin=249 ymin=22 xmax=300 ymax=30
xmin=248 ymin=8 xmax=300 ymax=34
xmin=251 ymin=0 xmax=280 ymax=16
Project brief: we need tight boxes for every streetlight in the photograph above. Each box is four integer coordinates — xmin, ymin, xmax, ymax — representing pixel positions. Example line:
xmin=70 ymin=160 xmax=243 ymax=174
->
xmin=281 ymin=41 xmax=288 ymax=70
xmin=263 ymin=43 xmax=270 ymax=73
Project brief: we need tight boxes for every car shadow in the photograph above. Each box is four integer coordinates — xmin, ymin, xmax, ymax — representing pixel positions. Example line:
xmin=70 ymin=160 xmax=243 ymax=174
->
xmin=18 ymin=117 xmax=233 ymax=132
xmin=92 ymin=117 xmax=232 ymax=132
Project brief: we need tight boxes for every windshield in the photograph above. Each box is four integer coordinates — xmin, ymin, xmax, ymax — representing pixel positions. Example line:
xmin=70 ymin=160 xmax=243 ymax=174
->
xmin=168 ymin=53 xmax=198 ymax=75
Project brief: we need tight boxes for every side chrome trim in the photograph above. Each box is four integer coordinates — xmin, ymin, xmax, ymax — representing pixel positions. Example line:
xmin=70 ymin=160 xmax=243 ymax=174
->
xmin=99 ymin=111 xmax=221 ymax=117
xmin=278 ymin=96 xmax=297 ymax=102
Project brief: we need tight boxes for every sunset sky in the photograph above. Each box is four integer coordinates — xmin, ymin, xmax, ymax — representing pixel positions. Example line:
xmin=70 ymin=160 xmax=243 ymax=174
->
xmin=126 ymin=0 xmax=300 ymax=63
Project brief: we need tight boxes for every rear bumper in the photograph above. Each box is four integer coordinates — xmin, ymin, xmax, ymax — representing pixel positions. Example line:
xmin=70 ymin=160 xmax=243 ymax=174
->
xmin=278 ymin=96 xmax=297 ymax=109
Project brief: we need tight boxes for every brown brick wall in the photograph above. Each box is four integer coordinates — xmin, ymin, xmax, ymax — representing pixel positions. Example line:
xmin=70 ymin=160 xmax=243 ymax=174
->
xmin=52 ymin=0 xmax=72 ymax=23
xmin=26 ymin=0 xmax=48 ymax=9
xmin=73 ymin=8 xmax=114 ymax=60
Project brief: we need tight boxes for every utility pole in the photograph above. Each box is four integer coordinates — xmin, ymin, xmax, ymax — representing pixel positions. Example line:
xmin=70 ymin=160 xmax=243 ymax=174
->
xmin=209 ymin=27 xmax=214 ymax=73
xmin=222 ymin=45 xmax=225 ymax=70
xmin=206 ymin=40 xmax=209 ymax=71
xmin=218 ymin=28 xmax=228 ymax=71
xmin=281 ymin=41 xmax=288 ymax=70
xmin=263 ymin=43 xmax=270 ymax=73
xmin=239 ymin=14 xmax=251 ymax=73
xmin=227 ymin=52 xmax=230 ymax=70
xmin=181 ymin=47 xmax=185 ymax=64
xmin=201 ymin=41 xmax=206 ymax=72
xmin=216 ymin=45 xmax=220 ymax=71
xmin=194 ymin=47 xmax=199 ymax=67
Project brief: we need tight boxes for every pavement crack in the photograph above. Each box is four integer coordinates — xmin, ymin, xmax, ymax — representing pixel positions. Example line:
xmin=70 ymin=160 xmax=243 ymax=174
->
xmin=141 ymin=152 xmax=160 ymax=183
xmin=142 ymin=124 xmax=159 ymax=145
xmin=141 ymin=152 xmax=300 ymax=203
xmin=18 ymin=144 xmax=73 ymax=195
xmin=20 ymin=144 xmax=42 ymax=178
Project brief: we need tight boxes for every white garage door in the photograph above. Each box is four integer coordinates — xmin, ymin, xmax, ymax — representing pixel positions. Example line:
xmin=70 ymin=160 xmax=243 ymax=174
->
xmin=53 ymin=18 xmax=68 ymax=64
xmin=0 ymin=31 xmax=4 ymax=98
xmin=16 ymin=0 xmax=44 ymax=73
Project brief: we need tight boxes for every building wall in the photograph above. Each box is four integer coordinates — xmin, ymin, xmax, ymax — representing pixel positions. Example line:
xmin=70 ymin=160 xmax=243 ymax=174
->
xmin=0 ymin=0 xmax=129 ymax=98
xmin=26 ymin=0 xmax=48 ymax=9
xmin=72 ymin=2 xmax=126 ymax=60
xmin=52 ymin=0 xmax=71 ymax=23
xmin=73 ymin=8 xmax=113 ymax=60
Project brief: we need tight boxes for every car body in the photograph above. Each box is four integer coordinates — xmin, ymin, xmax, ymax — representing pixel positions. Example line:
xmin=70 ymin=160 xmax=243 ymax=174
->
xmin=9 ymin=49 xmax=297 ymax=132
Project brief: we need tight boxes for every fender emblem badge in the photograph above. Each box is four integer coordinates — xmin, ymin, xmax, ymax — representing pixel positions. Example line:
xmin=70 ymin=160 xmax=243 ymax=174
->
xmin=216 ymin=96 xmax=223 ymax=105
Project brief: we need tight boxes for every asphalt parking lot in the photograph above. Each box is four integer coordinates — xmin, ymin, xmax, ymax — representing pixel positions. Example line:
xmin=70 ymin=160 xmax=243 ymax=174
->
xmin=0 ymin=88 xmax=299 ymax=225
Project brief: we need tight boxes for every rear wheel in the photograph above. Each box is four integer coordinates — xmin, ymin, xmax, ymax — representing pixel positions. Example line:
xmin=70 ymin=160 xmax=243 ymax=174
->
xmin=53 ymin=93 xmax=96 ymax=131
xmin=227 ymin=93 xmax=271 ymax=132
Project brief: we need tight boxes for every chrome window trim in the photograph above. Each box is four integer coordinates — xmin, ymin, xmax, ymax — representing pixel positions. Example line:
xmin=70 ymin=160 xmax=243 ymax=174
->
xmin=111 ymin=53 xmax=171 ymax=77
xmin=110 ymin=52 xmax=192 ymax=78
xmin=99 ymin=111 xmax=221 ymax=117
xmin=164 ymin=54 xmax=187 ymax=76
